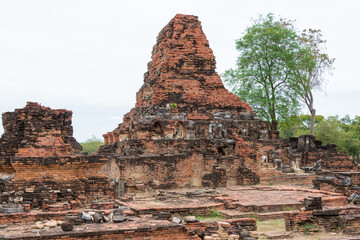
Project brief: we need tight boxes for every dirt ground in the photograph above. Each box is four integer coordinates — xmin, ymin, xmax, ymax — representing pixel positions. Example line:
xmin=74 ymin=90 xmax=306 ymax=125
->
xmin=256 ymin=219 xmax=360 ymax=240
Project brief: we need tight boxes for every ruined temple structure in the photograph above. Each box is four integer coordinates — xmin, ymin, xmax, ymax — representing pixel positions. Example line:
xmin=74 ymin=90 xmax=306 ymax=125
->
xmin=0 ymin=13 xmax=360 ymax=240
xmin=0 ymin=14 xmax=356 ymax=208
xmin=100 ymin=14 xmax=358 ymax=194
xmin=0 ymin=102 xmax=113 ymax=209
xmin=100 ymin=14 xmax=271 ymax=191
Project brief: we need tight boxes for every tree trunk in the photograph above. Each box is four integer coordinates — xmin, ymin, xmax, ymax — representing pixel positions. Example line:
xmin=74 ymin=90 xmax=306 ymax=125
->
xmin=271 ymin=120 xmax=278 ymax=131
xmin=309 ymin=108 xmax=316 ymax=135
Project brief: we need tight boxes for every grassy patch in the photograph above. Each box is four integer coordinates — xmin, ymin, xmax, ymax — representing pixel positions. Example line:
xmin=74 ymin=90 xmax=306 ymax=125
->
xmin=247 ymin=213 xmax=259 ymax=220
xmin=257 ymin=219 xmax=286 ymax=233
xmin=300 ymin=223 xmax=318 ymax=234
xmin=282 ymin=206 xmax=297 ymax=211
xmin=196 ymin=209 xmax=224 ymax=222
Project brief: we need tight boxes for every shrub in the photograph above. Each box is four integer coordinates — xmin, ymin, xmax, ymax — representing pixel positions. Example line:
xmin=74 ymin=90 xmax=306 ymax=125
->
xmin=81 ymin=136 xmax=103 ymax=154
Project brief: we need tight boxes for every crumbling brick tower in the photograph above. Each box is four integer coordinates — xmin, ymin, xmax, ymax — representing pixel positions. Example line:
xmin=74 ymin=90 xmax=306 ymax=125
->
xmin=0 ymin=101 xmax=81 ymax=158
xmin=101 ymin=14 xmax=273 ymax=192
xmin=0 ymin=102 xmax=113 ymax=208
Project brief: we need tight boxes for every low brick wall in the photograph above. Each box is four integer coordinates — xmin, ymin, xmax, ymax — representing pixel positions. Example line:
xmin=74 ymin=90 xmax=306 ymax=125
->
xmin=1 ymin=220 xmax=200 ymax=240
xmin=284 ymin=208 xmax=360 ymax=234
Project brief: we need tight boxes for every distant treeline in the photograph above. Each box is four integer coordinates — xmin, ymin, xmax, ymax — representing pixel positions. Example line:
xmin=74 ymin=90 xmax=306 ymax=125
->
xmin=280 ymin=114 xmax=360 ymax=158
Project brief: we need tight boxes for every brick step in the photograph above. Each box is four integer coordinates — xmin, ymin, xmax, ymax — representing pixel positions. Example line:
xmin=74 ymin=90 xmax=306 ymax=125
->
xmin=218 ymin=209 xmax=254 ymax=218
xmin=322 ymin=196 xmax=348 ymax=206
xmin=261 ymin=174 xmax=315 ymax=186
xmin=343 ymin=226 xmax=360 ymax=235
xmin=115 ymin=199 xmax=225 ymax=216
xmin=260 ymin=232 xmax=293 ymax=239
xmin=219 ymin=209 xmax=295 ymax=221
xmin=256 ymin=211 xmax=294 ymax=221
xmin=235 ymin=203 xmax=303 ymax=213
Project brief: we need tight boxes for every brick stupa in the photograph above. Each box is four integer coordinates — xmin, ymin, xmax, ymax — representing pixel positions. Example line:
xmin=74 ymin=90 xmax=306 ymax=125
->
xmin=101 ymin=14 xmax=271 ymax=189
xmin=104 ymin=14 xmax=254 ymax=144
xmin=100 ymin=14 xmax=356 ymax=192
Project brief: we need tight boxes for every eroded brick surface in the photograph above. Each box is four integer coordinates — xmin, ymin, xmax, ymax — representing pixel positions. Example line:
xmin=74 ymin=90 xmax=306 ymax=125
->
xmin=0 ymin=102 xmax=81 ymax=158
xmin=0 ymin=102 xmax=113 ymax=209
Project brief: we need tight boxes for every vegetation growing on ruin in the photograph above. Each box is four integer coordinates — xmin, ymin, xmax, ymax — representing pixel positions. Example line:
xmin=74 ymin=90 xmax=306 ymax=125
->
xmin=196 ymin=209 xmax=224 ymax=221
xmin=282 ymin=206 xmax=298 ymax=211
xmin=300 ymin=223 xmax=318 ymax=234
xmin=247 ymin=213 xmax=260 ymax=220
xmin=81 ymin=136 xmax=103 ymax=154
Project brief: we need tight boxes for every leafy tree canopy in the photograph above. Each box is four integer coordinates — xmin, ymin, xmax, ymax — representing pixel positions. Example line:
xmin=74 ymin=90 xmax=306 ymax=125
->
xmin=223 ymin=13 xmax=333 ymax=133
xmin=223 ymin=13 xmax=315 ymax=131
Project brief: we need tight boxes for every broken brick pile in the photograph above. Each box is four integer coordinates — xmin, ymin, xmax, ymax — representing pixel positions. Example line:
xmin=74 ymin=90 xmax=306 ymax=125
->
xmin=0 ymin=101 xmax=81 ymax=158
xmin=284 ymin=196 xmax=360 ymax=235
xmin=284 ymin=207 xmax=360 ymax=235
xmin=0 ymin=102 xmax=113 ymax=210
xmin=313 ymin=171 xmax=360 ymax=197
xmin=100 ymin=14 xmax=357 ymax=194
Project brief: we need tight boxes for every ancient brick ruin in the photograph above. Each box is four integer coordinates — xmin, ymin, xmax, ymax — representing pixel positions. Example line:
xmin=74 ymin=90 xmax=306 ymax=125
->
xmin=100 ymin=14 xmax=357 ymax=194
xmin=0 ymin=102 xmax=113 ymax=210
xmin=0 ymin=13 xmax=360 ymax=240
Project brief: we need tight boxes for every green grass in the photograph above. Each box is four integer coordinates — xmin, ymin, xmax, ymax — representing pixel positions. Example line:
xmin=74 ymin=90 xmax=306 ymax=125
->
xmin=247 ymin=213 xmax=259 ymax=220
xmin=257 ymin=219 xmax=286 ymax=233
xmin=300 ymin=223 xmax=318 ymax=234
xmin=196 ymin=209 xmax=224 ymax=222
xmin=282 ymin=206 xmax=297 ymax=211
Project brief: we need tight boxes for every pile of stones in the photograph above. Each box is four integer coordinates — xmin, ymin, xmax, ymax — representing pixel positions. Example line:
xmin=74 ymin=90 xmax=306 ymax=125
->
xmin=32 ymin=220 xmax=62 ymax=230
xmin=62 ymin=206 xmax=133 ymax=231
xmin=0 ymin=191 xmax=24 ymax=205
xmin=183 ymin=215 xmax=256 ymax=240
xmin=349 ymin=193 xmax=360 ymax=204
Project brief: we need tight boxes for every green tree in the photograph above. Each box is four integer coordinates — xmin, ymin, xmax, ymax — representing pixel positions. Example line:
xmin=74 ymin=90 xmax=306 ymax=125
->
xmin=314 ymin=116 xmax=360 ymax=157
xmin=81 ymin=135 xmax=103 ymax=154
xmin=292 ymin=29 xmax=335 ymax=135
xmin=340 ymin=115 xmax=360 ymax=159
xmin=279 ymin=114 xmax=324 ymax=138
xmin=223 ymin=13 xmax=313 ymax=131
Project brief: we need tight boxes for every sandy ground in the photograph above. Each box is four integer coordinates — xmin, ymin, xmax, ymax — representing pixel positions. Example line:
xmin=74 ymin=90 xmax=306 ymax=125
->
xmin=256 ymin=219 xmax=359 ymax=240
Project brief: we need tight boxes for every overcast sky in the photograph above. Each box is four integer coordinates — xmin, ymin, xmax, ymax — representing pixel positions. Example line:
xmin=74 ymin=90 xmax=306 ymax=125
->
xmin=0 ymin=0 xmax=359 ymax=142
